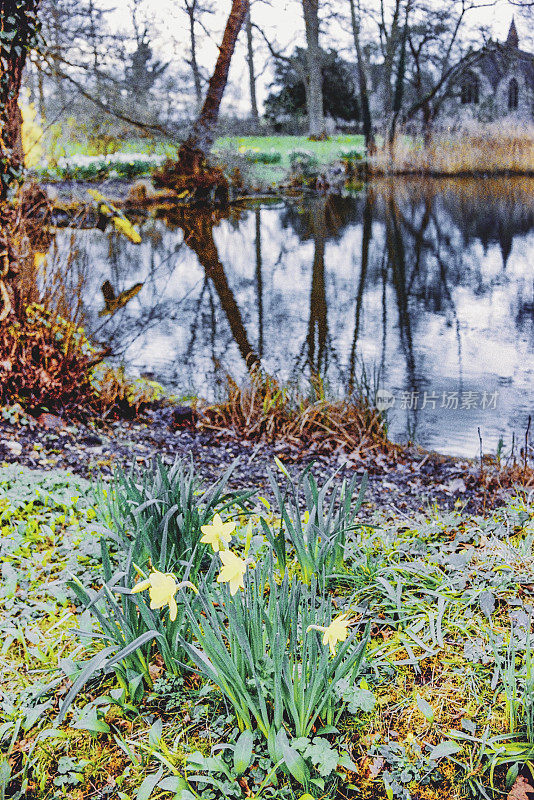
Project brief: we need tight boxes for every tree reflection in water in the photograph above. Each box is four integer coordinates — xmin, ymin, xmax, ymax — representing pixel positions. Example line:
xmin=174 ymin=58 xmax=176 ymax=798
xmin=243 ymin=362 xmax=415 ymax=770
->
xmin=54 ymin=178 xmax=534 ymax=455
xmin=166 ymin=207 xmax=260 ymax=372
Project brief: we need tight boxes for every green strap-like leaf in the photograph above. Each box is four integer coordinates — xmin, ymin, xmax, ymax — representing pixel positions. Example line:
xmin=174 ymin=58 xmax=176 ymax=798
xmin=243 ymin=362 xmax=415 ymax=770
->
xmin=57 ymin=646 xmax=117 ymax=723
xmin=104 ymin=630 xmax=162 ymax=672
xmin=233 ymin=729 xmax=254 ymax=775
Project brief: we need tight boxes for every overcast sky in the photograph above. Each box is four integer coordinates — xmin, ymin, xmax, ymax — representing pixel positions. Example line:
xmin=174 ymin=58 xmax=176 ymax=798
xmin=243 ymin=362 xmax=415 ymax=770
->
xmin=109 ymin=0 xmax=526 ymax=111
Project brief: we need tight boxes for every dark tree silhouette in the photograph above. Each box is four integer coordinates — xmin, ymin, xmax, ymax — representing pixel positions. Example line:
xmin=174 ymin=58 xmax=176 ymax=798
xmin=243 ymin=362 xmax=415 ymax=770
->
xmin=265 ymin=48 xmax=360 ymax=124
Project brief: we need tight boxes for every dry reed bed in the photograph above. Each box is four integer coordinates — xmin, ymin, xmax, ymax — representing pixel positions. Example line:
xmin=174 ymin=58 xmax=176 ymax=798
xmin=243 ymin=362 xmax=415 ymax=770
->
xmin=200 ymin=369 xmax=389 ymax=456
xmin=199 ymin=370 xmax=534 ymax=511
xmin=369 ymin=123 xmax=534 ymax=176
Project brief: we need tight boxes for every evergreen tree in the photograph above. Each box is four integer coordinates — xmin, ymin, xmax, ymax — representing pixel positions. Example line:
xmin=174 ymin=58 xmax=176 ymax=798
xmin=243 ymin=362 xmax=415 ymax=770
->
xmin=265 ymin=48 xmax=360 ymax=124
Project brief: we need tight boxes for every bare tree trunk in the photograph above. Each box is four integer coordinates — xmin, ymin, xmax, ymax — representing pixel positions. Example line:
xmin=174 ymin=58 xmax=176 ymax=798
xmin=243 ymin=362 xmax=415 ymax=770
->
xmin=35 ymin=57 xmax=46 ymax=120
xmin=180 ymin=0 xmax=249 ymax=169
xmin=245 ymin=3 xmax=259 ymax=125
xmin=0 ymin=1 xmax=40 ymax=198
xmin=379 ymin=0 xmax=402 ymax=130
xmin=422 ymin=102 xmax=433 ymax=146
xmin=348 ymin=0 xmax=375 ymax=154
xmin=302 ymin=0 xmax=326 ymax=140
xmin=186 ymin=1 xmax=203 ymax=104
xmin=387 ymin=15 xmax=408 ymax=148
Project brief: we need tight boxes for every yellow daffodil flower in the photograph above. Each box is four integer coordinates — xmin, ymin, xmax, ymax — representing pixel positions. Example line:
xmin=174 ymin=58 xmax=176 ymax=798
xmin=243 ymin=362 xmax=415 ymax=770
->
xmin=307 ymin=612 xmax=357 ymax=656
xmin=200 ymin=513 xmax=236 ymax=552
xmin=131 ymin=570 xmax=197 ymax=621
xmin=217 ymin=551 xmax=248 ymax=595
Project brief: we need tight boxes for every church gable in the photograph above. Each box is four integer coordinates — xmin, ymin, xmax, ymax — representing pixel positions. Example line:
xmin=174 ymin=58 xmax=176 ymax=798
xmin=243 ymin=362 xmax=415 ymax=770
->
xmin=444 ymin=20 xmax=534 ymax=122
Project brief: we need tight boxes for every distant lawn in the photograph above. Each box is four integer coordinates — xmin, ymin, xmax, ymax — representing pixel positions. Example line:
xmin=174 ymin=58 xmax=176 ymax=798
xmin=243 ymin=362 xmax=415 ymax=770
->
xmin=213 ymin=134 xmax=365 ymax=188
xmin=214 ymin=134 xmax=365 ymax=168
xmin=42 ymin=133 xmax=366 ymax=188
xmin=50 ymin=134 xmax=365 ymax=164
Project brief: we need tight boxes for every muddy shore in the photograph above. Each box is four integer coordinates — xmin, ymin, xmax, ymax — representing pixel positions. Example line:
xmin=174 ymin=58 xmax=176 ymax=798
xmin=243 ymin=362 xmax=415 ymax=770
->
xmin=0 ymin=405 xmax=526 ymax=515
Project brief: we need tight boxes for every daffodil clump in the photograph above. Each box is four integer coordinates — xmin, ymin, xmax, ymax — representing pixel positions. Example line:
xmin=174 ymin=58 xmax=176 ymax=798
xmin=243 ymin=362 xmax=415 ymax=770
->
xmin=130 ymin=510 xmax=359 ymax=663
xmin=61 ymin=460 xmax=372 ymax=794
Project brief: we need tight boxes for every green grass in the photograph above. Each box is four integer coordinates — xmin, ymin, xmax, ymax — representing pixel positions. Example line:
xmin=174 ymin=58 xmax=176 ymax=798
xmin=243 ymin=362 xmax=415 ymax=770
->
xmin=2 ymin=459 xmax=534 ymax=799
xmin=42 ymin=133 xmax=365 ymax=188
xmin=54 ymin=135 xmax=364 ymax=165
xmin=212 ymin=135 xmax=364 ymax=188
xmin=214 ymin=135 xmax=365 ymax=169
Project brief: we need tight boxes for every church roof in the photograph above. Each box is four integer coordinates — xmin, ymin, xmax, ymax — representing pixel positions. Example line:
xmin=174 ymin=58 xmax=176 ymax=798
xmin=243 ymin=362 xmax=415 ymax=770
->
xmin=461 ymin=23 xmax=534 ymax=91
xmin=473 ymin=43 xmax=534 ymax=90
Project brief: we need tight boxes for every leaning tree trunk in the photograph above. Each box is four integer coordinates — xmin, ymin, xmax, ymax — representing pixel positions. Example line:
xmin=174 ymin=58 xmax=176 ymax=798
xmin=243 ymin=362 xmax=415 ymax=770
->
xmin=302 ymin=0 xmax=326 ymax=140
xmin=154 ymin=0 xmax=249 ymax=199
xmin=0 ymin=0 xmax=40 ymax=199
xmin=179 ymin=0 xmax=249 ymax=171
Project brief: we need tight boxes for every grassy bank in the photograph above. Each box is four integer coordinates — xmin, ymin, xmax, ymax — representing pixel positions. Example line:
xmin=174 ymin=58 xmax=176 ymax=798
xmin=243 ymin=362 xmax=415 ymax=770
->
xmin=1 ymin=459 xmax=534 ymax=799
xmin=36 ymin=128 xmax=534 ymax=191
xmin=36 ymin=134 xmax=366 ymax=187
xmin=215 ymin=134 xmax=364 ymax=165
xmin=48 ymin=134 xmax=365 ymax=167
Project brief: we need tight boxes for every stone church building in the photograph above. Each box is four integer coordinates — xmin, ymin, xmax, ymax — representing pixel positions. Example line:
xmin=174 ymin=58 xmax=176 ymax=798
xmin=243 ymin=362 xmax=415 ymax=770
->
xmin=444 ymin=20 xmax=534 ymax=122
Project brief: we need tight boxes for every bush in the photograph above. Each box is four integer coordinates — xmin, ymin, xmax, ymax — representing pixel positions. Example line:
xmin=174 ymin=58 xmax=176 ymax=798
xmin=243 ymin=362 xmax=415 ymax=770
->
xmin=339 ymin=148 xmax=364 ymax=164
xmin=288 ymin=149 xmax=321 ymax=187
xmin=0 ymin=304 xmax=166 ymax=419
xmin=0 ymin=304 xmax=105 ymax=416
xmin=288 ymin=149 xmax=320 ymax=177
xmin=243 ymin=149 xmax=282 ymax=165
xmin=36 ymin=152 xmax=166 ymax=182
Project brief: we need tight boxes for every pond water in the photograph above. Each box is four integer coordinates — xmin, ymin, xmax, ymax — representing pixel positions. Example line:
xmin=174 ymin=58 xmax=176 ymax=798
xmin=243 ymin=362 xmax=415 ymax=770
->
xmin=50 ymin=177 xmax=534 ymax=458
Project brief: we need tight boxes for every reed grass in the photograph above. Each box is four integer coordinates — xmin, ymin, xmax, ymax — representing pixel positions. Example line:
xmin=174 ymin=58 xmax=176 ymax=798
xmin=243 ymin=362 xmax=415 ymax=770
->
xmin=200 ymin=367 xmax=389 ymax=454
xmin=370 ymin=122 xmax=534 ymax=176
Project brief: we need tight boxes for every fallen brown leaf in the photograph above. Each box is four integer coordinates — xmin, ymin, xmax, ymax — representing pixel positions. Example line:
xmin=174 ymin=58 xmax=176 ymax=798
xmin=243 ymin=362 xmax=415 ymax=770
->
xmin=507 ymin=774 xmax=534 ymax=800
